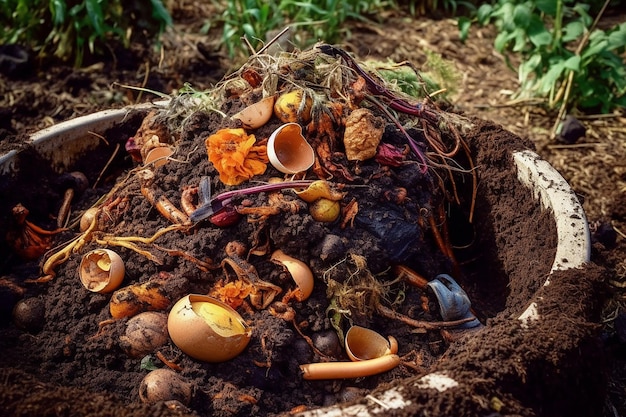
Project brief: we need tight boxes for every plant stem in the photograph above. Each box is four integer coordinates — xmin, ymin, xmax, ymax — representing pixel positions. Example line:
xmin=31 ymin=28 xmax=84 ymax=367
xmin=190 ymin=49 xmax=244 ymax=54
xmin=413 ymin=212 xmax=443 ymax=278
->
xmin=551 ymin=0 xmax=611 ymax=138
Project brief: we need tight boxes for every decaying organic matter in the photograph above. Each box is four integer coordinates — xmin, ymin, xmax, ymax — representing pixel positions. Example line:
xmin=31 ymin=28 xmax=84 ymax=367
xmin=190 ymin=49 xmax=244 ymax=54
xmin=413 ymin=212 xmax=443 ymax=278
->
xmin=0 ymin=36 xmax=606 ymax=417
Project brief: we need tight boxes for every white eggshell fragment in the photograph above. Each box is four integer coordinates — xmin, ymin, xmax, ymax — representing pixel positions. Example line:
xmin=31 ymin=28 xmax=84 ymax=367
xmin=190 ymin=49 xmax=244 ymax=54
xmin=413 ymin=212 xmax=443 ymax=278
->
xmin=267 ymin=123 xmax=315 ymax=174
xmin=79 ymin=249 xmax=125 ymax=293
xmin=167 ymin=294 xmax=251 ymax=362
xmin=232 ymin=95 xmax=276 ymax=129
xmin=270 ymin=250 xmax=314 ymax=301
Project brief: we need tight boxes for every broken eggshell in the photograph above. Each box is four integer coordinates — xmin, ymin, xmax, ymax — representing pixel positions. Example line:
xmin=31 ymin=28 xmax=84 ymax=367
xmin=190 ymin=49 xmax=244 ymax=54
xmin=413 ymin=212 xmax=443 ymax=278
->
xmin=232 ymin=95 xmax=276 ymax=129
xmin=270 ymin=250 xmax=314 ymax=301
xmin=167 ymin=294 xmax=251 ymax=362
xmin=144 ymin=145 xmax=174 ymax=167
xmin=344 ymin=326 xmax=398 ymax=362
xmin=79 ymin=249 xmax=125 ymax=293
xmin=267 ymin=123 xmax=315 ymax=174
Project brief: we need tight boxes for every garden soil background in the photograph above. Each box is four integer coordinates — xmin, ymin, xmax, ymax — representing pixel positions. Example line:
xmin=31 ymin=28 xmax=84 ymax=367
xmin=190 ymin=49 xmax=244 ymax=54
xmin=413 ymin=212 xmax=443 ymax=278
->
xmin=1 ymin=3 xmax=625 ymax=417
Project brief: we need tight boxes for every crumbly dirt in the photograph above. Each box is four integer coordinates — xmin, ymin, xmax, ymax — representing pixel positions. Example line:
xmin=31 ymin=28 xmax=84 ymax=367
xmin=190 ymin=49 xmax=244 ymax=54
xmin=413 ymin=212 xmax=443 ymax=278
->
xmin=0 ymin=4 xmax=623 ymax=417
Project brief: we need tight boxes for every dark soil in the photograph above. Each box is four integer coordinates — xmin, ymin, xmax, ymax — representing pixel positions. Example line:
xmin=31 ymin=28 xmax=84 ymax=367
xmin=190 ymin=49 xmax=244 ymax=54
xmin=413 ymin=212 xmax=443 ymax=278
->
xmin=0 ymin=5 xmax=622 ymax=417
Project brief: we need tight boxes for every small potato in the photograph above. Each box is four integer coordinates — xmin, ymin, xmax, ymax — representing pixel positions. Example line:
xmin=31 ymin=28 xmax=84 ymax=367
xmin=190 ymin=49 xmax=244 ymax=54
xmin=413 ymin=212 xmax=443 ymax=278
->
xmin=119 ymin=311 xmax=168 ymax=358
xmin=139 ymin=368 xmax=192 ymax=405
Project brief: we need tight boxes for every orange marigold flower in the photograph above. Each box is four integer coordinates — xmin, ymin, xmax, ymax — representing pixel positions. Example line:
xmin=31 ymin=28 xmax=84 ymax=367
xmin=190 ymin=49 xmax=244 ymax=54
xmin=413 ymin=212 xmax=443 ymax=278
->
xmin=206 ymin=128 xmax=268 ymax=186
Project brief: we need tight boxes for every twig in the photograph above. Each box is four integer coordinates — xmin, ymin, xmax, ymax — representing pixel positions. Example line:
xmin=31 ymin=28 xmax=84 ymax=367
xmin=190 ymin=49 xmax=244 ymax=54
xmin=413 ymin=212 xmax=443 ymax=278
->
xmin=256 ymin=26 xmax=291 ymax=56
xmin=377 ymin=304 xmax=475 ymax=330
xmin=241 ymin=35 xmax=256 ymax=55
xmin=93 ymin=143 xmax=120 ymax=189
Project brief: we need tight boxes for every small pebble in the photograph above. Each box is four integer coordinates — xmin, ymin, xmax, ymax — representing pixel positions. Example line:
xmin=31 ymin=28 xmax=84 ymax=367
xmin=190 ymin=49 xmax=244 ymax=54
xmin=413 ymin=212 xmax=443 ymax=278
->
xmin=13 ymin=297 xmax=45 ymax=333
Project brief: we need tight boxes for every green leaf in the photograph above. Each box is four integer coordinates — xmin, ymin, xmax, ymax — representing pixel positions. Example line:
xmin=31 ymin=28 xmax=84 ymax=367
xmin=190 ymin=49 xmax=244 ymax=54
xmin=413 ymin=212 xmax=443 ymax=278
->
xmin=85 ymin=0 xmax=104 ymax=36
xmin=562 ymin=21 xmax=585 ymax=43
xmin=50 ymin=0 xmax=67 ymax=26
xmin=518 ymin=52 xmax=542 ymax=83
xmin=538 ymin=62 xmax=566 ymax=95
xmin=535 ymin=0 xmax=556 ymax=16
xmin=512 ymin=28 xmax=528 ymax=52
xmin=606 ymin=25 xmax=626 ymax=51
xmin=572 ymin=4 xmax=592 ymax=27
xmin=512 ymin=4 xmax=531 ymax=29
xmin=458 ymin=16 xmax=472 ymax=42
xmin=494 ymin=31 xmax=510 ymax=52
xmin=582 ymin=37 xmax=608 ymax=60
xmin=476 ymin=4 xmax=493 ymax=24
xmin=140 ymin=355 xmax=160 ymax=371
xmin=562 ymin=55 xmax=580 ymax=71
xmin=527 ymin=16 xmax=551 ymax=47
xmin=150 ymin=0 xmax=173 ymax=27
xmin=242 ymin=23 xmax=255 ymax=38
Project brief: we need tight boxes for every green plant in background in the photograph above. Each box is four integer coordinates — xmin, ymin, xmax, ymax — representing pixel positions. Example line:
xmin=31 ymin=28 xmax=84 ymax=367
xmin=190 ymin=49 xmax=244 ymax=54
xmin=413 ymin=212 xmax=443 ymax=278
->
xmin=458 ymin=0 xmax=626 ymax=114
xmin=209 ymin=0 xmax=394 ymax=60
xmin=0 ymin=0 xmax=172 ymax=66
xmin=368 ymin=50 xmax=461 ymax=101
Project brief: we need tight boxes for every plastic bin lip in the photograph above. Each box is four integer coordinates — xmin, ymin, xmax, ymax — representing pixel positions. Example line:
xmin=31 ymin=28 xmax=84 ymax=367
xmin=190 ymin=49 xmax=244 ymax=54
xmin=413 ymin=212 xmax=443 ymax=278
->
xmin=0 ymin=100 xmax=169 ymax=176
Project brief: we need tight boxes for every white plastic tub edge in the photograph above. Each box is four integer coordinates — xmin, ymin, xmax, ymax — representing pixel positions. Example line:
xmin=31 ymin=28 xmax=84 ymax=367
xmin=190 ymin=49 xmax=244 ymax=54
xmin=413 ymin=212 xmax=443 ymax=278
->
xmin=0 ymin=100 xmax=168 ymax=176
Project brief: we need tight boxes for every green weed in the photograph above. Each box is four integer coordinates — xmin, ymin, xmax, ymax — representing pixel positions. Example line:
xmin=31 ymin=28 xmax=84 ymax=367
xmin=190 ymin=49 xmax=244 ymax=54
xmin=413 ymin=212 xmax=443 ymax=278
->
xmin=0 ymin=0 xmax=172 ymax=66
xmin=208 ymin=0 xmax=394 ymax=60
xmin=459 ymin=0 xmax=626 ymax=113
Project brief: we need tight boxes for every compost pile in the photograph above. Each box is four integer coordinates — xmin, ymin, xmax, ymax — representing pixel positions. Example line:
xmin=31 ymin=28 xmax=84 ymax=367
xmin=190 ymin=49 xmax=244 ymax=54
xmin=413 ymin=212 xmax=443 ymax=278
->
xmin=1 ymin=43 xmax=554 ymax=416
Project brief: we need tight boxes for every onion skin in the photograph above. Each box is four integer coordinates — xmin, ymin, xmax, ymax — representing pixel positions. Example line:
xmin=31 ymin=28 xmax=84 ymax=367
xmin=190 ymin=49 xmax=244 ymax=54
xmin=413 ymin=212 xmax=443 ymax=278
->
xmin=299 ymin=354 xmax=401 ymax=380
xmin=80 ymin=207 xmax=100 ymax=232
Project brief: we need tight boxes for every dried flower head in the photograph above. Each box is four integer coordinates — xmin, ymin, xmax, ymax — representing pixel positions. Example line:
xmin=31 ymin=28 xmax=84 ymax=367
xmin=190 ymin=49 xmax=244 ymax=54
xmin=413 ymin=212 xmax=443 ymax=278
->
xmin=206 ymin=128 xmax=268 ymax=186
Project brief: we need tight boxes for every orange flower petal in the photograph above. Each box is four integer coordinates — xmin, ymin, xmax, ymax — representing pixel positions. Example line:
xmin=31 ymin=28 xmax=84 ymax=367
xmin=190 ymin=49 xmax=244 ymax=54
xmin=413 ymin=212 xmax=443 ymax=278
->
xmin=206 ymin=128 xmax=269 ymax=185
